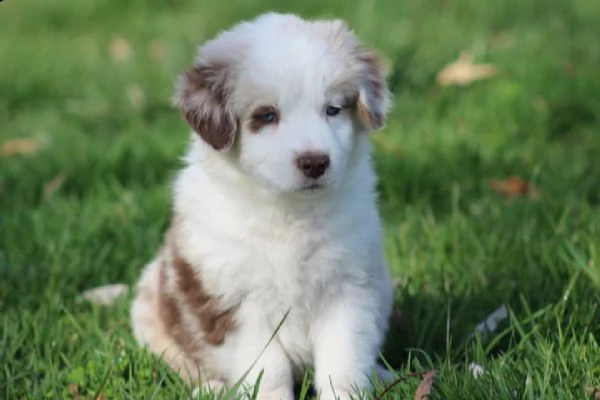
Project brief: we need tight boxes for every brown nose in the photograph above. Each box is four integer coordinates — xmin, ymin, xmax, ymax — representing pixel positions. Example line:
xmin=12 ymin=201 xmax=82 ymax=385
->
xmin=296 ymin=152 xmax=330 ymax=179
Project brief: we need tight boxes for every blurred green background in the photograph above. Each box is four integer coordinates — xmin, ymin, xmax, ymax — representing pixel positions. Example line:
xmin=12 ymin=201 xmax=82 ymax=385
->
xmin=1 ymin=0 xmax=599 ymax=398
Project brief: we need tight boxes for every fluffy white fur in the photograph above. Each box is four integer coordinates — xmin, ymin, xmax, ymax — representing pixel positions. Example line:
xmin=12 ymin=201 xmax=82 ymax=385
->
xmin=131 ymin=12 xmax=395 ymax=400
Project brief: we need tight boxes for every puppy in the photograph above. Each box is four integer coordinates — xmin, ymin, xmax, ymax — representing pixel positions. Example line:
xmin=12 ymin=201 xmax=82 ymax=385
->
xmin=131 ymin=12 xmax=394 ymax=400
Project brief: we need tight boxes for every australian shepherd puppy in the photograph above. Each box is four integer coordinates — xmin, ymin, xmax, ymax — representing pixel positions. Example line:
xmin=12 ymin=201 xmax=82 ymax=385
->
xmin=131 ymin=12 xmax=395 ymax=400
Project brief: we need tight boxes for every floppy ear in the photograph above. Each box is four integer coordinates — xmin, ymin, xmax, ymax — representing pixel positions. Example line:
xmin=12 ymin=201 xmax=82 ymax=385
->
xmin=314 ymin=18 xmax=391 ymax=130
xmin=356 ymin=50 xmax=392 ymax=130
xmin=173 ymin=60 xmax=238 ymax=151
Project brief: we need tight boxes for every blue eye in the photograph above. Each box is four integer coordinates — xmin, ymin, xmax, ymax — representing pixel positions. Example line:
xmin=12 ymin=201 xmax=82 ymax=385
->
xmin=325 ymin=106 xmax=341 ymax=116
xmin=251 ymin=106 xmax=279 ymax=129
xmin=259 ymin=112 xmax=277 ymax=122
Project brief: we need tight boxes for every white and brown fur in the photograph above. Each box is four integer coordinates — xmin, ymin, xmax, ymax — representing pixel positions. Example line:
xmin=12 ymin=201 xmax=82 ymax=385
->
xmin=131 ymin=12 xmax=395 ymax=400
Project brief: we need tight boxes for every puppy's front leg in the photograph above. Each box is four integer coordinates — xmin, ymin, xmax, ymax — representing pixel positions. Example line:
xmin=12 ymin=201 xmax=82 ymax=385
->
xmin=312 ymin=292 xmax=387 ymax=400
xmin=226 ymin=305 xmax=294 ymax=400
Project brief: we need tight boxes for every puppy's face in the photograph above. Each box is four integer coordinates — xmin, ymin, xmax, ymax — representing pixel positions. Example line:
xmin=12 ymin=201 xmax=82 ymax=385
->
xmin=174 ymin=13 xmax=391 ymax=194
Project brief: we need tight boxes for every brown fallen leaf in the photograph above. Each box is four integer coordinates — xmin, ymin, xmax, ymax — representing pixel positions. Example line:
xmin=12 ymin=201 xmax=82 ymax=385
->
xmin=375 ymin=369 xmax=437 ymax=400
xmin=43 ymin=173 xmax=65 ymax=201
xmin=489 ymin=176 xmax=540 ymax=199
xmin=68 ymin=383 xmax=81 ymax=400
xmin=109 ymin=36 xmax=132 ymax=63
xmin=437 ymin=51 xmax=497 ymax=87
xmin=79 ymin=284 xmax=129 ymax=306
xmin=585 ymin=386 xmax=600 ymax=399
xmin=1 ymin=139 xmax=40 ymax=157
xmin=414 ymin=370 xmax=437 ymax=400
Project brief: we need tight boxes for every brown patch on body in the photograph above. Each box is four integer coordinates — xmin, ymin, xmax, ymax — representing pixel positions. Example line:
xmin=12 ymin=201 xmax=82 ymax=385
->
xmin=158 ymin=258 xmax=201 ymax=356
xmin=158 ymin=240 xmax=237 ymax=353
xmin=171 ymin=248 xmax=237 ymax=345
xmin=249 ymin=105 xmax=280 ymax=132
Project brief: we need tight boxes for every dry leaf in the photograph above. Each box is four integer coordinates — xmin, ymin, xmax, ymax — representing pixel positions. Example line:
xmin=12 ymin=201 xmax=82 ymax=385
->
xmin=43 ymin=174 xmax=65 ymax=200
xmin=1 ymin=139 xmax=40 ymax=157
xmin=375 ymin=369 xmax=436 ymax=400
xmin=109 ymin=36 xmax=132 ymax=63
xmin=489 ymin=176 xmax=540 ymax=199
xmin=79 ymin=284 xmax=129 ymax=306
xmin=585 ymin=386 xmax=600 ymax=399
xmin=414 ymin=370 xmax=437 ymax=400
xmin=473 ymin=304 xmax=508 ymax=336
xmin=68 ymin=383 xmax=81 ymax=400
xmin=437 ymin=51 xmax=497 ymax=87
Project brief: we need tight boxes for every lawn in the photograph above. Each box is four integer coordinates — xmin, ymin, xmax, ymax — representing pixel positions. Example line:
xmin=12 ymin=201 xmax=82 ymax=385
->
xmin=1 ymin=0 xmax=599 ymax=398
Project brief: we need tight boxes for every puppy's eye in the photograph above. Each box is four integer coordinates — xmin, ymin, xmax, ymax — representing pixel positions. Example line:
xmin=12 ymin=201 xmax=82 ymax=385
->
xmin=257 ymin=111 xmax=277 ymax=123
xmin=325 ymin=105 xmax=342 ymax=117
xmin=250 ymin=106 xmax=280 ymax=132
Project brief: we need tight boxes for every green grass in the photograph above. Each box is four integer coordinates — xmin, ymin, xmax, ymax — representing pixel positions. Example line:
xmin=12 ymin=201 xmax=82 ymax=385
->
xmin=1 ymin=0 xmax=599 ymax=398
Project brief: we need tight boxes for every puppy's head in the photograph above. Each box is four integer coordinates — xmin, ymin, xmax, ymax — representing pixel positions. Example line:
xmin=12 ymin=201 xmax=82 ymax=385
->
xmin=174 ymin=13 xmax=392 ymax=194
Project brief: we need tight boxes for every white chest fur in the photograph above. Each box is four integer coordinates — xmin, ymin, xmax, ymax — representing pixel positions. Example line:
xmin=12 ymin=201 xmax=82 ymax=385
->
xmin=172 ymin=160 xmax=383 ymax=368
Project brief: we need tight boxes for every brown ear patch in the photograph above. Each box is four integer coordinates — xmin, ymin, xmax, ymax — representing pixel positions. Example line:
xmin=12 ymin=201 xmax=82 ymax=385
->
xmin=157 ymin=258 xmax=202 ymax=356
xmin=175 ymin=63 xmax=238 ymax=151
xmin=356 ymin=51 xmax=390 ymax=130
